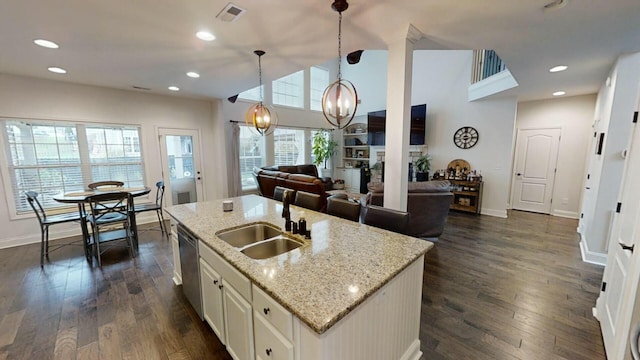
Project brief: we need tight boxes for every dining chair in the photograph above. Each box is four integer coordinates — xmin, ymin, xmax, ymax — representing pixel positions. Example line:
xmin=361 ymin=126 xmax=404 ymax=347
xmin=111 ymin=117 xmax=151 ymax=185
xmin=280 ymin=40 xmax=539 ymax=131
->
xmin=273 ymin=186 xmax=293 ymax=202
xmin=25 ymin=191 xmax=89 ymax=267
xmin=326 ymin=194 xmax=361 ymax=222
xmin=87 ymin=180 xmax=124 ymax=190
xmin=133 ymin=181 xmax=168 ymax=235
xmin=294 ymin=191 xmax=323 ymax=212
xmin=86 ymin=192 xmax=135 ymax=266
xmin=363 ymin=205 xmax=411 ymax=235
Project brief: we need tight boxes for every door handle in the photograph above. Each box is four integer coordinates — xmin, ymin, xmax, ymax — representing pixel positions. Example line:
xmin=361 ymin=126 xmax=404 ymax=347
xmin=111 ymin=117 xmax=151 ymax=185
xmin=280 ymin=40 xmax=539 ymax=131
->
xmin=516 ymin=173 xmax=522 ymax=176
xmin=620 ymin=243 xmax=635 ymax=253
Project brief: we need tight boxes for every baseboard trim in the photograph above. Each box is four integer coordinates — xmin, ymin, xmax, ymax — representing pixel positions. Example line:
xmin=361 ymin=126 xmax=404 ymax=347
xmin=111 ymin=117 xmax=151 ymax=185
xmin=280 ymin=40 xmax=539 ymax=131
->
xmin=579 ymin=238 xmax=607 ymax=266
xmin=552 ymin=209 xmax=579 ymax=219
xmin=399 ymin=339 xmax=422 ymax=360
xmin=480 ymin=208 xmax=508 ymax=218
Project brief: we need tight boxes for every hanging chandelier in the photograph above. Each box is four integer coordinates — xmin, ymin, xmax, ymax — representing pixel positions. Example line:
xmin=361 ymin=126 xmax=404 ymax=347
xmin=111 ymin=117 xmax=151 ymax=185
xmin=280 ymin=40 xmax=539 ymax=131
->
xmin=322 ymin=0 xmax=358 ymax=129
xmin=245 ymin=50 xmax=278 ymax=136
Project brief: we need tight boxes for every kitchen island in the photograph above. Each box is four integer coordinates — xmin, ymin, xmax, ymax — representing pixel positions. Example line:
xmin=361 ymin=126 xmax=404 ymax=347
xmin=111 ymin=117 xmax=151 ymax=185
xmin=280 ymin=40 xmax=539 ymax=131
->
xmin=166 ymin=195 xmax=433 ymax=360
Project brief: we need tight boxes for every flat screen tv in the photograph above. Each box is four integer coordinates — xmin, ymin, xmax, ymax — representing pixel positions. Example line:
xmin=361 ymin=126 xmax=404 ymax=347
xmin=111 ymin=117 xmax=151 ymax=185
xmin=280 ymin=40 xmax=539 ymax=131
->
xmin=367 ymin=104 xmax=426 ymax=146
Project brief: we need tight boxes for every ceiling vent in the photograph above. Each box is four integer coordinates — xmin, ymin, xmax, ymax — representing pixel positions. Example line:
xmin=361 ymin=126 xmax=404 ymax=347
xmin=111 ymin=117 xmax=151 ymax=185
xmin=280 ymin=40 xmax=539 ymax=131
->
xmin=216 ymin=3 xmax=246 ymax=22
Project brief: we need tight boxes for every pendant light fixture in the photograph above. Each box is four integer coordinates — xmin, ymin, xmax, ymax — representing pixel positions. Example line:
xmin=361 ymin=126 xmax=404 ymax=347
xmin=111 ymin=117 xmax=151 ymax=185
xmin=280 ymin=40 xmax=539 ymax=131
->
xmin=245 ymin=50 xmax=278 ymax=136
xmin=322 ymin=0 xmax=358 ymax=129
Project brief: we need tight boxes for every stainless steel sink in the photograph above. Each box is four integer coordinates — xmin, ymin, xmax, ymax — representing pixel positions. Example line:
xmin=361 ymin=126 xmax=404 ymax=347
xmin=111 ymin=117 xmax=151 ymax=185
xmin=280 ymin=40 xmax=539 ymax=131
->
xmin=241 ymin=236 xmax=305 ymax=260
xmin=216 ymin=223 xmax=305 ymax=259
xmin=216 ymin=223 xmax=281 ymax=248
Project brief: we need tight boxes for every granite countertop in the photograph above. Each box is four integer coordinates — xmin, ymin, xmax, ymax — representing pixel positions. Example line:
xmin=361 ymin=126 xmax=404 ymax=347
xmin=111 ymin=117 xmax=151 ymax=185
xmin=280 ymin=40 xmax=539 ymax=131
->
xmin=165 ymin=195 xmax=433 ymax=334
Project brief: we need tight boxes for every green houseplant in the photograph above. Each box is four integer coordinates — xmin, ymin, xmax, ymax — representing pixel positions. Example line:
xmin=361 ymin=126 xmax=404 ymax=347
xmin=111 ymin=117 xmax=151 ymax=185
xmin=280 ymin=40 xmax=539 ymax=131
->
xmin=312 ymin=130 xmax=338 ymax=174
xmin=415 ymin=154 xmax=431 ymax=182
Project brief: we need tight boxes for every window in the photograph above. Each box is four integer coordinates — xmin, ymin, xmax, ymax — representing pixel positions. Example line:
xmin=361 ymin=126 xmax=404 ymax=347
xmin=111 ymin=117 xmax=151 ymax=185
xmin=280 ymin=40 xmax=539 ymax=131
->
xmin=273 ymin=128 xmax=305 ymax=166
xmin=272 ymin=70 xmax=304 ymax=108
xmin=238 ymin=126 xmax=266 ymax=190
xmin=3 ymin=119 xmax=144 ymax=213
xmin=310 ymin=67 xmax=329 ymax=111
xmin=238 ymin=85 xmax=264 ymax=102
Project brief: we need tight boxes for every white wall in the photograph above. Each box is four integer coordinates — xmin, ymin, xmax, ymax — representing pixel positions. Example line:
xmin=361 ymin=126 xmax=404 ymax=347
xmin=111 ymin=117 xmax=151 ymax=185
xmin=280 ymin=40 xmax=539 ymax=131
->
xmin=344 ymin=50 xmax=517 ymax=217
xmin=0 ymin=73 xmax=227 ymax=249
xmin=516 ymin=95 xmax=596 ymax=218
xmin=578 ymin=52 xmax=640 ymax=265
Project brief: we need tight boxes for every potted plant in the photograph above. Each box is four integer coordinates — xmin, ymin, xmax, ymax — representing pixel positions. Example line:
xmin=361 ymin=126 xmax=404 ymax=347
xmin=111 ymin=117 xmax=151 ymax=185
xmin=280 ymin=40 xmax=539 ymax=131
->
xmin=415 ymin=154 xmax=431 ymax=182
xmin=312 ymin=130 xmax=338 ymax=177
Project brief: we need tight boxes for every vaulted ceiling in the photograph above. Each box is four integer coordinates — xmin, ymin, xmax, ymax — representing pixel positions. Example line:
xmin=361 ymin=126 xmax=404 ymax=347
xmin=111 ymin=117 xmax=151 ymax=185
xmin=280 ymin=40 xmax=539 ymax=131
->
xmin=2 ymin=0 xmax=639 ymax=102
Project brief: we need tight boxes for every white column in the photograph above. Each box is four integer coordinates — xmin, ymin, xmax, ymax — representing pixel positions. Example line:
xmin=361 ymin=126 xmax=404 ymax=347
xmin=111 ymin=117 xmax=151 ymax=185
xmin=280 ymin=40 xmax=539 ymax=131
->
xmin=383 ymin=25 xmax=421 ymax=211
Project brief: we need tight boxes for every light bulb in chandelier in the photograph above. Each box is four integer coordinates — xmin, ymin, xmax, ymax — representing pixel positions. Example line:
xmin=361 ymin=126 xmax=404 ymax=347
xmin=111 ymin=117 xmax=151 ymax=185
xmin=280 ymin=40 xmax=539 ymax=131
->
xmin=245 ymin=50 xmax=278 ymax=136
xmin=245 ymin=102 xmax=276 ymax=136
xmin=322 ymin=79 xmax=357 ymax=126
xmin=322 ymin=0 xmax=358 ymax=129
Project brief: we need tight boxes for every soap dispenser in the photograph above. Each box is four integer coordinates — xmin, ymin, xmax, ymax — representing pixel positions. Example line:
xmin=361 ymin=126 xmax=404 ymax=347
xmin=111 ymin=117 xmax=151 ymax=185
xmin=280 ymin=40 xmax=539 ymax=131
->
xmin=298 ymin=212 xmax=307 ymax=235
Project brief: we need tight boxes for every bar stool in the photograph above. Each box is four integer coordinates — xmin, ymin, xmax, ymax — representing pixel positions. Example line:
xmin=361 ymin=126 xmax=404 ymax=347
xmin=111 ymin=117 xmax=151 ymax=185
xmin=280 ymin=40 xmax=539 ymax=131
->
xmin=363 ymin=205 xmax=410 ymax=235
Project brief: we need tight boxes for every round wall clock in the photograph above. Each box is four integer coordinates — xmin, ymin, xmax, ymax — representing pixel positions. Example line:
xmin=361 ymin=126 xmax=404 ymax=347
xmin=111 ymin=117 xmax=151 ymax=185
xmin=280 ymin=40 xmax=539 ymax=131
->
xmin=453 ymin=126 xmax=479 ymax=149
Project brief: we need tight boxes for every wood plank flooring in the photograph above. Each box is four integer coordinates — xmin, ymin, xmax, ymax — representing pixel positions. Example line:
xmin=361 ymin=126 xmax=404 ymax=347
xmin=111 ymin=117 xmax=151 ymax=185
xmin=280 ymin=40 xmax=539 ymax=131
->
xmin=0 ymin=211 xmax=604 ymax=359
xmin=422 ymin=210 xmax=605 ymax=359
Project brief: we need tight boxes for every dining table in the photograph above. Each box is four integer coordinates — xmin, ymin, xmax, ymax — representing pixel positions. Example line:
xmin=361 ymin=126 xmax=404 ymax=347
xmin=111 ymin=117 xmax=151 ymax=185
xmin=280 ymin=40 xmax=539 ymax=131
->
xmin=53 ymin=186 xmax=151 ymax=261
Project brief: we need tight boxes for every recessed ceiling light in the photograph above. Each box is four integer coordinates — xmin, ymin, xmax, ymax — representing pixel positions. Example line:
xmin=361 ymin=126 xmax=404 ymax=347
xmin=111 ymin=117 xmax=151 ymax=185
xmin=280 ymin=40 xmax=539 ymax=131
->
xmin=553 ymin=91 xmax=566 ymax=96
xmin=168 ymin=86 xmax=180 ymax=91
xmin=196 ymin=31 xmax=216 ymax=41
xmin=549 ymin=65 xmax=568 ymax=73
xmin=34 ymin=39 xmax=59 ymax=49
xmin=187 ymin=72 xmax=200 ymax=78
xmin=48 ymin=67 xmax=67 ymax=74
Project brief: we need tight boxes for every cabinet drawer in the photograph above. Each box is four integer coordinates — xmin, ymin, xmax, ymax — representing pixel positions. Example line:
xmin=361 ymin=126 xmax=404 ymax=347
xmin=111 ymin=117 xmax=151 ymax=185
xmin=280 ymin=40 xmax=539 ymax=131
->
xmin=199 ymin=242 xmax=252 ymax=301
xmin=254 ymin=311 xmax=294 ymax=360
xmin=253 ymin=285 xmax=293 ymax=341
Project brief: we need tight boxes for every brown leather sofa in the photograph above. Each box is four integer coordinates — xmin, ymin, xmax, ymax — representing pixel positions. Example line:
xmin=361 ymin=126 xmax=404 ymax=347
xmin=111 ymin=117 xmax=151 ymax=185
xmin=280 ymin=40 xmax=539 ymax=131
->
xmin=361 ymin=180 xmax=453 ymax=238
xmin=253 ymin=167 xmax=329 ymax=212
xmin=260 ymin=164 xmax=332 ymax=191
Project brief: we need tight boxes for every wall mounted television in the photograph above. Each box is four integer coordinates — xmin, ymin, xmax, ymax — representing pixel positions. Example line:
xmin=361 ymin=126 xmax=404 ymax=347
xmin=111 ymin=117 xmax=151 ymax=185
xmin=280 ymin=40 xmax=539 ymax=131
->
xmin=367 ymin=104 xmax=426 ymax=146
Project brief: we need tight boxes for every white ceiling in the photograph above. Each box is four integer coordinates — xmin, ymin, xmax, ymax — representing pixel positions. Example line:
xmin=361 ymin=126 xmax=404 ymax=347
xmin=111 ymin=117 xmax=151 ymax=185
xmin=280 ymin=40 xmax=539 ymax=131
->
xmin=2 ymin=0 xmax=639 ymax=102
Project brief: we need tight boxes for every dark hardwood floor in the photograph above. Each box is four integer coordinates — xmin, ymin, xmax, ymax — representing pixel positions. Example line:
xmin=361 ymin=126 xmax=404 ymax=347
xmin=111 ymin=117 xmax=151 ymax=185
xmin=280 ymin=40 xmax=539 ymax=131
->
xmin=0 ymin=211 xmax=604 ymax=359
xmin=422 ymin=210 xmax=605 ymax=359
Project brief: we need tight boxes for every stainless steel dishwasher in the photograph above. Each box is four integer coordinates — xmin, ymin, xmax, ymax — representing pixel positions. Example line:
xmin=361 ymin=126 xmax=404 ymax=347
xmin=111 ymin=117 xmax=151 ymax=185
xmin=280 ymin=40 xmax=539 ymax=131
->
xmin=178 ymin=224 xmax=203 ymax=319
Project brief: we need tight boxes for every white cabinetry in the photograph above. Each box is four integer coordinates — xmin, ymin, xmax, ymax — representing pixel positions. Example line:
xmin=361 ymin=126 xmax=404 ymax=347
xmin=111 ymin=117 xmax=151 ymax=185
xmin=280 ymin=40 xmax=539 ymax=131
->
xmin=170 ymin=220 xmax=182 ymax=285
xmin=199 ymin=242 xmax=254 ymax=360
xmin=200 ymin=259 xmax=225 ymax=342
xmin=333 ymin=168 xmax=361 ymax=194
xmin=253 ymin=285 xmax=294 ymax=360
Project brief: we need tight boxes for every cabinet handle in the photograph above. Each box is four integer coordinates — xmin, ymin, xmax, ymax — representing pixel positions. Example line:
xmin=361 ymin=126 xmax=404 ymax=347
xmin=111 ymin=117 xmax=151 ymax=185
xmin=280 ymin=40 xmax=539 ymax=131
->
xmin=266 ymin=348 xmax=272 ymax=356
xmin=263 ymin=307 xmax=270 ymax=315
xmin=218 ymin=284 xmax=223 ymax=289
xmin=213 ymin=279 xmax=218 ymax=284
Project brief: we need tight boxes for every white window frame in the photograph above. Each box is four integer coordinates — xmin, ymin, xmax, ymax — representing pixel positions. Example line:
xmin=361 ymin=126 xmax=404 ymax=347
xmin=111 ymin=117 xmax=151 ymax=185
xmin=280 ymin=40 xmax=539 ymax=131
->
xmin=272 ymin=70 xmax=304 ymax=109
xmin=238 ymin=85 xmax=264 ymax=102
xmin=238 ymin=125 xmax=266 ymax=191
xmin=310 ymin=66 xmax=330 ymax=112
xmin=1 ymin=118 xmax=145 ymax=216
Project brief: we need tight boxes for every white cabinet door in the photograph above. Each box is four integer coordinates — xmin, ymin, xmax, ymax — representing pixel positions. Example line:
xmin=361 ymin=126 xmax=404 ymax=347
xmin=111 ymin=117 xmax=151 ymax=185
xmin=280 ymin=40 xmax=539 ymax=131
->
xmin=223 ymin=279 xmax=255 ymax=360
xmin=254 ymin=313 xmax=294 ymax=360
xmin=200 ymin=259 xmax=225 ymax=344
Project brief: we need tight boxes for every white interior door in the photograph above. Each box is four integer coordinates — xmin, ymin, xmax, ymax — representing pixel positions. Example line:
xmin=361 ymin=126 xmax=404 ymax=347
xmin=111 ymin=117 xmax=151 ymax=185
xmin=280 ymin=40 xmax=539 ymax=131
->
xmin=511 ymin=128 xmax=561 ymax=214
xmin=596 ymin=119 xmax=640 ymax=359
xmin=158 ymin=128 xmax=204 ymax=206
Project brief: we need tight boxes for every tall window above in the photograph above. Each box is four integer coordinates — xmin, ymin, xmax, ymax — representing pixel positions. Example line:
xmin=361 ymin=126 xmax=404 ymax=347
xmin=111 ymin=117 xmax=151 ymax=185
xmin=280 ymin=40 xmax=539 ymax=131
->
xmin=238 ymin=85 xmax=264 ymax=102
xmin=273 ymin=128 xmax=305 ymax=166
xmin=2 ymin=119 xmax=144 ymax=213
xmin=238 ymin=125 xmax=266 ymax=191
xmin=310 ymin=67 xmax=329 ymax=111
xmin=272 ymin=70 xmax=304 ymax=108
